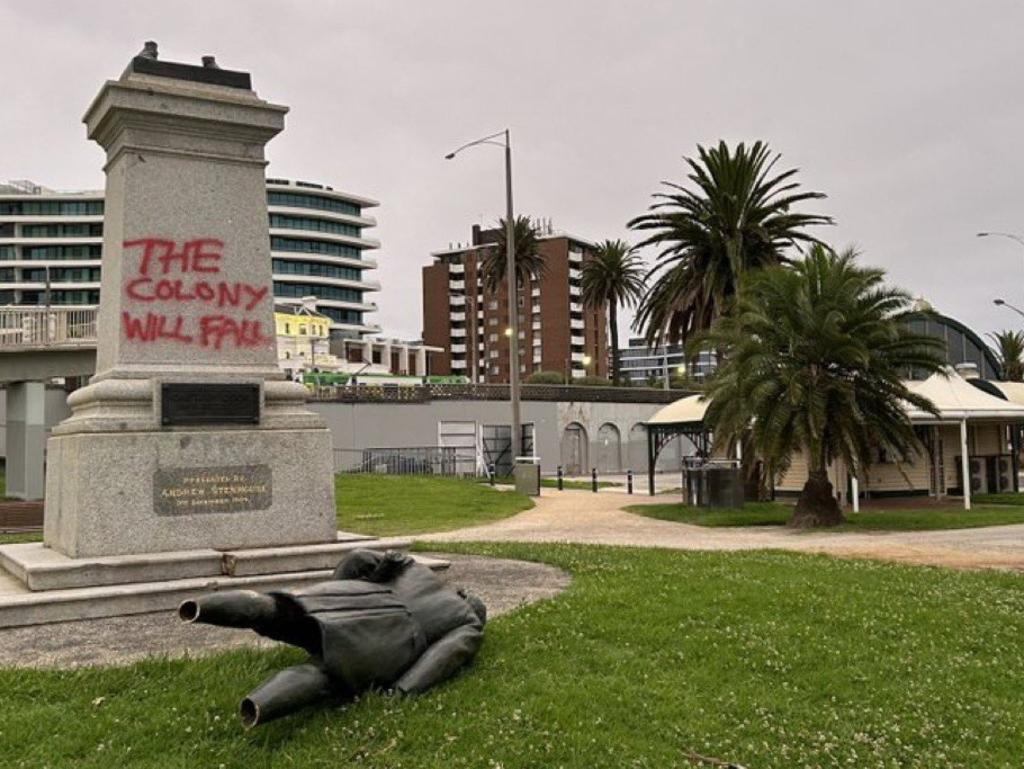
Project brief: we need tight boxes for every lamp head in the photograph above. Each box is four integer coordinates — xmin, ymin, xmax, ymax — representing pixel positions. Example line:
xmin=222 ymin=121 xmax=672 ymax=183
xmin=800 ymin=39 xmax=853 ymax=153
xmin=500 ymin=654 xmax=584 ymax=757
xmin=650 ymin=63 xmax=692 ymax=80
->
xmin=444 ymin=152 xmax=456 ymax=160
xmin=977 ymin=232 xmax=990 ymax=237
xmin=994 ymin=299 xmax=1006 ymax=306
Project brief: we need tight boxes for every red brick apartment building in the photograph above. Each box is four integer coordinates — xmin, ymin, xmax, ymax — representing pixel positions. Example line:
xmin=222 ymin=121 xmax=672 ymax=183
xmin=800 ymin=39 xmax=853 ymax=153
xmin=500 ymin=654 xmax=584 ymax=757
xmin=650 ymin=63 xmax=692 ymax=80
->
xmin=422 ymin=223 xmax=608 ymax=383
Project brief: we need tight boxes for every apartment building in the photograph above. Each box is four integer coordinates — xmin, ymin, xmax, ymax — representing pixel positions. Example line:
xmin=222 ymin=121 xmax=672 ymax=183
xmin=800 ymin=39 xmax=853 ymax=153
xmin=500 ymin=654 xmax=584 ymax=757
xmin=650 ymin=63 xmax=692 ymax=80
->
xmin=422 ymin=223 xmax=608 ymax=383
xmin=0 ymin=177 xmax=382 ymax=337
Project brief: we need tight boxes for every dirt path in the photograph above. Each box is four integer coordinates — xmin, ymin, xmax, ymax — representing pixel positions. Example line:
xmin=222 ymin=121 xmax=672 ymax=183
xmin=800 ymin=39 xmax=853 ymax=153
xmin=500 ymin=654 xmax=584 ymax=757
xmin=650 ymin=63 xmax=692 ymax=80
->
xmin=419 ymin=489 xmax=1024 ymax=572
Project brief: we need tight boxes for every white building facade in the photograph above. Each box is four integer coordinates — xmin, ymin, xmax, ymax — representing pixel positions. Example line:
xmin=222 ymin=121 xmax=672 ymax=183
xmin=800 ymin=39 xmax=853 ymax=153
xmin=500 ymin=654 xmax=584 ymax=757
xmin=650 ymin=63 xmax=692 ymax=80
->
xmin=0 ymin=178 xmax=382 ymax=337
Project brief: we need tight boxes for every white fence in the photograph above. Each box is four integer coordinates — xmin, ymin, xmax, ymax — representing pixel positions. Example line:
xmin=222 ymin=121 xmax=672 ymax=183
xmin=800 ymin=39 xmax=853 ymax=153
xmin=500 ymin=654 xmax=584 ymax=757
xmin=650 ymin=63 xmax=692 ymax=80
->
xmin=0 ymin=307 xmax=98 ymax=350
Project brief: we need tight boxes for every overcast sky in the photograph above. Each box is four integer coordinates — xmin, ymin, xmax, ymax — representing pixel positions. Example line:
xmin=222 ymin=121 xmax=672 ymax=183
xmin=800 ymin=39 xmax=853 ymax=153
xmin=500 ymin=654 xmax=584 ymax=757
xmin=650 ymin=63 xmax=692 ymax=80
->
xmin=2 ymin=0 xmax=1022 ymax=344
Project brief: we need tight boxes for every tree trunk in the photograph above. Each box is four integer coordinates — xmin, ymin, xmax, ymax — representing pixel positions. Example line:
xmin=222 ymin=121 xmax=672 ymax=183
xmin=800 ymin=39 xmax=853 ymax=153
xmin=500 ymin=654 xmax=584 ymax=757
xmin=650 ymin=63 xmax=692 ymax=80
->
xmin=789 ymin=469 xmax=846 ymax=527
xmin=609 ymin=301 xmax=619 ymax=385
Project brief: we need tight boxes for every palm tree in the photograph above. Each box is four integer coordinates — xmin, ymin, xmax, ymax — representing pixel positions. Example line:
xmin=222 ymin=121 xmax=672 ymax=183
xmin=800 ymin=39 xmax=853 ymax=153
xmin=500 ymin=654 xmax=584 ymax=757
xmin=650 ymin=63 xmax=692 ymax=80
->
xmin=478 ymin=215 xmax=546 ymax=293
xmin=581 ymin=240 xmax=646 ymax=384
xmin=629 ymin=140 xmax=832 ymax=344
xmin=988 ymin=330 xmax=1024 ymax=381
xmin=695 ymin=245 xmax=946 ymax=527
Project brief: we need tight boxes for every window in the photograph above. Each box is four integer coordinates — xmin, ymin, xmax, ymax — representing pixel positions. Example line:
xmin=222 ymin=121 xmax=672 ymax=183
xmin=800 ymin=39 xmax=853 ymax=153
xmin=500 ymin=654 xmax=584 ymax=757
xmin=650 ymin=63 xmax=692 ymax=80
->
xmin=267 ymin=191 xmax=361 ymax=217
xmin=320 ymin=307 xmax=364 ymax=325
xmin=284 ymin=323 xmax=291 ymax=334
xmin=22 ymin=245 xmax=102 ymax=260
xmin=489 ymin=333 xmax=498 ymax=342
xmin=270 ymin=237 xmax=361 ymax=259
xmin=272 ymin=259 xmax=363 ymax=281
xmin=269 ymin=214 xmax=361 ymax=238
xmin=299 ymin=325 xmax=307 ymax=335
xmin=488 ymin=317 xmax=498 ymax=326
xmin=20 ymin=223 xmax=103 ymax=238
xmin=0 ymin=200 xmax=104 ymax=216
xmin=487 ymin=300 xmax=498 ymax=311
xmin=273 ymin=282 xmax=363 ymax=302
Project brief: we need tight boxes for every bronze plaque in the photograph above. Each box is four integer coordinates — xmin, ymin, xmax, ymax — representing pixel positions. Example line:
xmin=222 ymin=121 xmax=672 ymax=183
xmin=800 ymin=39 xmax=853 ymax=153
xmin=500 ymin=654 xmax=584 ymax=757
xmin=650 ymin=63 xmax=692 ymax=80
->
xmin=161 ymin=383 xmax=260 ymax=426
xmin=154 ymin=465 xmax=272 ymax=515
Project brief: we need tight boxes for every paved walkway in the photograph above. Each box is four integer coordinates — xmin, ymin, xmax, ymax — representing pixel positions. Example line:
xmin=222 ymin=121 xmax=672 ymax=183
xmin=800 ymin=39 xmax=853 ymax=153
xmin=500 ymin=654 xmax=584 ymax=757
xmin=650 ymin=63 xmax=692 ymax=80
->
xmin=420 ymin=489 xmax=1024 ymax=571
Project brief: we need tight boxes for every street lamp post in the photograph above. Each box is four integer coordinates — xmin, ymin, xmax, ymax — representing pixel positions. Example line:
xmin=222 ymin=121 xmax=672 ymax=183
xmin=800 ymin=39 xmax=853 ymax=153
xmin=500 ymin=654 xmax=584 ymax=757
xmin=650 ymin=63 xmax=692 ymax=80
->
xmin=978 ymin=231 xmax=1024 ymax=250
xmin=446 ymin=129 xmax=522 ymax=458
xmin=994 ymin=298 xmax=1024 ymax=321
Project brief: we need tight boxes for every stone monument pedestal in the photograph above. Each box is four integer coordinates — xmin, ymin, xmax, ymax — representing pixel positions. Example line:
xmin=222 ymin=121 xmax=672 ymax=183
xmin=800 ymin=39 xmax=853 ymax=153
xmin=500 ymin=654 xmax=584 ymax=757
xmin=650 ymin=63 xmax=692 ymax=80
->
xmin=0 ymin=44 xmax=437 ymax=628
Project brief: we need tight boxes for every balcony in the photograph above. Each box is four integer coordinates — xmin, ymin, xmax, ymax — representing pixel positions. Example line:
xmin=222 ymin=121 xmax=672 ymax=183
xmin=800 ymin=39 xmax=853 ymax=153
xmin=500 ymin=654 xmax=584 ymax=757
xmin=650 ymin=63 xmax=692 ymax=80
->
xmin=451 ymin=343 xmax=467 ymax=354
xmin=450 ymin=262 xmax=465 ymax=274
xmin=569 ymin=283 xmax=581 ymax=296
xmin=451 ymin=359 xmax=466 ymax=369
xmin=450 ymin=311 xmax=465 ymax=322
xmin=450 ymin=295 xmax=466 ymax=307
xmin=568 ymin=250 xmax=583 ymax=264
xmin=571 ymin=351 xmax=586 ymax=362
xmin=570 ymin=301 xmax=583 ymax=313
xmin=570 ymin=318 xmax=585 ymax=330
xmin=531 ymin=287 xmax=540 ymax=298
xmin=451 ymin=327 xmax=466 ymax=337
xmin=532 ymin=321 xmax=542 ymax=331
xmin=449 ymin=278 xmax=465 ymax=290
xmin=571 ymin=334 xmax=585 ymax=345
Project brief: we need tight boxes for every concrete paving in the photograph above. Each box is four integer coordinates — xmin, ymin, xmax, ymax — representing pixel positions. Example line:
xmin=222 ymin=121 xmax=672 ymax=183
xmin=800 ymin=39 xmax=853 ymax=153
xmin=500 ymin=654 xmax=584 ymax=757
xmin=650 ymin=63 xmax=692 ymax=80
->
xmin=419 ymin=488 xmax=1024 ymax=571
xmin=0 ymin=553 xmax=570 ymax=669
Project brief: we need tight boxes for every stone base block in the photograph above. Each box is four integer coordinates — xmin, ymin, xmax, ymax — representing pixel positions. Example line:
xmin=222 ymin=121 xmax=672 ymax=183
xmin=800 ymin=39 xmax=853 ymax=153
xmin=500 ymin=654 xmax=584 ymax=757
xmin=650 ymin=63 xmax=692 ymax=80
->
xmin=0 ymin=531 xmax=386 ymax=592
xmin=44 ymin=426 xmax=338 ymax=558
xmin=0 ymin=538 xmax=449 ymax=628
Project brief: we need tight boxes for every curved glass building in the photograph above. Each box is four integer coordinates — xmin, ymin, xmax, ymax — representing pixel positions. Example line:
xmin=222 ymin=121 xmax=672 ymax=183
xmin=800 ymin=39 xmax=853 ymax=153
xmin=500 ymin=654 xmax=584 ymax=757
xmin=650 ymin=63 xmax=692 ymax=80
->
xmin=1 ymin=177 xmax=382 ymax=338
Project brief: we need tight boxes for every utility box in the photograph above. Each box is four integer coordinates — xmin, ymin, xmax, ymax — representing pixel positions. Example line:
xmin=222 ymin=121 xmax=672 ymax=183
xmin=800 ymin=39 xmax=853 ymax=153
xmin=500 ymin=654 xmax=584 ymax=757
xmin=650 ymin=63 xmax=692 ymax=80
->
xmin=684 ymin=463 xmax=744 ymax=508
xmin=513 ymin=456 xmax=541 ymax=497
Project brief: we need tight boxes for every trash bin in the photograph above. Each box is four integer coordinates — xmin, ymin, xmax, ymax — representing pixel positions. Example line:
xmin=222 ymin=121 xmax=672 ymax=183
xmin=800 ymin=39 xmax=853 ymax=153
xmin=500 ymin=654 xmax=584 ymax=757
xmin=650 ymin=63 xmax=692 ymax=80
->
xmin=513 ymin=456 xmax=541 ymax=496
xmin=684 ymin=462 xmax=744 ymax=507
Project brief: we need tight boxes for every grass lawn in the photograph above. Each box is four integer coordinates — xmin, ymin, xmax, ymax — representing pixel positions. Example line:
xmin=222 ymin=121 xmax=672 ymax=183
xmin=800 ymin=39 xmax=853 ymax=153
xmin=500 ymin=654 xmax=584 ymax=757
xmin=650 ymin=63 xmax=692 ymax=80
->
xmin=625 ymin=500 xmax=1024 ymax=531
xmin=336 ymin=474 xmax=533 ymax=537
xmin=974 ymin=492 xmax=1024 ymax=506
xmin=0 ymin=474 xmax=532 ymax=545
xmin=2 ymin=543 xmax=1022 ymax=767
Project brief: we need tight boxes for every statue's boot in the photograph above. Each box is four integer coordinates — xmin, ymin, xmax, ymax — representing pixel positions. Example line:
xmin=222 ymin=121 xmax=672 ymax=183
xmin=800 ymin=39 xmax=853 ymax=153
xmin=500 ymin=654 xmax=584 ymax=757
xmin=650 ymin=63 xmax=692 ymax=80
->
xmin=240 ymin=661 xmax=335 ymax=728
xmin=178 ymin=590 xmax=278 ymax=629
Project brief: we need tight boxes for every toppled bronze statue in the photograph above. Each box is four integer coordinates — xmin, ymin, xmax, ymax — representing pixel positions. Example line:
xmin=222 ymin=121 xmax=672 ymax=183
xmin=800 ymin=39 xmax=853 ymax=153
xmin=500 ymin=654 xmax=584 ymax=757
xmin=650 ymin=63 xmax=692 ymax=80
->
xmin=179 ymin=549 xmax=486 ymax=727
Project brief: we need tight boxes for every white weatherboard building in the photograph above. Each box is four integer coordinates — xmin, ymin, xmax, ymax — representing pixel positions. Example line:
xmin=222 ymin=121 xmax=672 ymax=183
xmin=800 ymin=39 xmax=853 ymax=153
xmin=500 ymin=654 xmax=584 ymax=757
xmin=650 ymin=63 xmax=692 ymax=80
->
xmin=0 ymin=178 xmax=382 ymax=337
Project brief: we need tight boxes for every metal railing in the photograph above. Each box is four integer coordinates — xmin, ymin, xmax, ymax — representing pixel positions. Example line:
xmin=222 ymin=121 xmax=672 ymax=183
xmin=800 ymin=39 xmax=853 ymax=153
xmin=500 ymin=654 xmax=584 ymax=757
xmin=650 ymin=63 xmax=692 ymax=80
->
xmin=0 ymin=307 xmax=98 ymax=350
xmin=334 ymin=446 xmax=479 ymax=477
xmin=312 ymin=382 xmax=685 ymax=404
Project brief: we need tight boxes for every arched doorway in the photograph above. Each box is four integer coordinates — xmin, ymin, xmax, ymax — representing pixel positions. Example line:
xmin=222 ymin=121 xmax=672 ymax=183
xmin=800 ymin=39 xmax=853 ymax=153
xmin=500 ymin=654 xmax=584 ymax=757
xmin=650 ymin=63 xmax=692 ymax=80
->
xmin=560 ymin=422 xmax=588 ymax=476
xmin=596 ymin=423 xmax=622 ymax=474
xmin=628 ymin=423 xmax=647 ymax=472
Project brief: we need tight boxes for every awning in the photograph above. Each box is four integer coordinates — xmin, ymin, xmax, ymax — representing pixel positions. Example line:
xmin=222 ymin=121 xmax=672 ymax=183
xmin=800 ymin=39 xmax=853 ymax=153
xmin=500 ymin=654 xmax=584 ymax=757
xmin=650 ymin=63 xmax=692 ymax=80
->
xmin=646 ymin=394 xmax=709 ymax=426
xmin=905 ymin=369 xmax=1024 ymax=421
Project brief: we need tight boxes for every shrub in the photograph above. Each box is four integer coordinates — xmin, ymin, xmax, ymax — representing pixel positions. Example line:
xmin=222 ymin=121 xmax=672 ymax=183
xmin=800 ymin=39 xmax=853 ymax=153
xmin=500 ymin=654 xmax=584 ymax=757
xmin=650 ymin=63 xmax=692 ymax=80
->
xmin=525 ymin=370 xmax=566 ymax=384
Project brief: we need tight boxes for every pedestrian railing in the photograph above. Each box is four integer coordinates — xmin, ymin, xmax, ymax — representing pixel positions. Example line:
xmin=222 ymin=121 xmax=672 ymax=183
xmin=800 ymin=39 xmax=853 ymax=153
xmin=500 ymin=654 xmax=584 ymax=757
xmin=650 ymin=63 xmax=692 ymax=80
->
xmin=333 ymin=446 xmax=478 ymax=477
xmin=0 ymin=307 xmax=98 ymax=351
xmin=312 ymin=382 xmax=684 ymax=404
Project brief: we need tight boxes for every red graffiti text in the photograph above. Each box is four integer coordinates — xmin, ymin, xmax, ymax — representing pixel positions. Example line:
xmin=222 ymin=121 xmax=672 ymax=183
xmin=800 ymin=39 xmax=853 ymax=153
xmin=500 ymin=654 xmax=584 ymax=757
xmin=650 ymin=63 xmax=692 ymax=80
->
xmin=120 ymin=238 xmax=272 ymax=350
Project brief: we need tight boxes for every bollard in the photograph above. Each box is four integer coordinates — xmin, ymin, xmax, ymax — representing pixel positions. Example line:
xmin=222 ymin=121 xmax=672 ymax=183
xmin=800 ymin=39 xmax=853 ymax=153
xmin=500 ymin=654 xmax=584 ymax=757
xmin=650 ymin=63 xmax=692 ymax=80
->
xmin=556 ymin=465 xmax=564 ymax=491
xmin=591 ymin=467 xmax=598 ymax=493
xmin=627 ymin=469 xmax=633 ymax=495
xmin=489 ymin=464 xmax=496 ymax=486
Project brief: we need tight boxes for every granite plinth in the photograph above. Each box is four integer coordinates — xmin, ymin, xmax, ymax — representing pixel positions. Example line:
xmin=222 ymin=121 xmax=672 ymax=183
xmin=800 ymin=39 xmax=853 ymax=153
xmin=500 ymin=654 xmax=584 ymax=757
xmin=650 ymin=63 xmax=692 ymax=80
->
xmin=44 ymin=426 xmax=337 ymax=558
xmin=0 ymin=533 xmax=397 ymax=592
xmin=0 ymin=550 xmax=448 ymax=629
